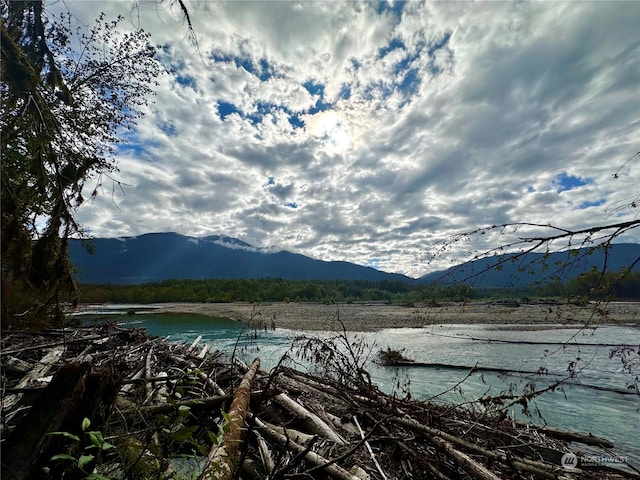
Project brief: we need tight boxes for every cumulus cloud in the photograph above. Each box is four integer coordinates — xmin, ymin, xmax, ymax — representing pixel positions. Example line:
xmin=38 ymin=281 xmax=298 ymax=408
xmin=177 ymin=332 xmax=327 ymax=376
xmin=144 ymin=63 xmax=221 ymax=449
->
xmin=66 ymin=1 xmax=640 ymax=277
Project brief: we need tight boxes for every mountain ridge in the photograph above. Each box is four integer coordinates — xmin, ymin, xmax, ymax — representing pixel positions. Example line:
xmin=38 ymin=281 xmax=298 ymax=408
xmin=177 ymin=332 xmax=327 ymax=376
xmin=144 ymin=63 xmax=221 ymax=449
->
xmin=69 ymin=232 xmax=415 ymax=284
xmin=419 ymin=243 xmax=639 ymax=288
xmin=69 ymin=232 xmax=639 ymax=287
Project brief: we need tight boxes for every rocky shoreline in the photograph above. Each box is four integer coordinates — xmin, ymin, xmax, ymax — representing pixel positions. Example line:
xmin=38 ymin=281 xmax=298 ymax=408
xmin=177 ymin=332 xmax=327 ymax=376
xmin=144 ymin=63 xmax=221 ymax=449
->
xmin=147 ymin=301 xmax=640 ymax=332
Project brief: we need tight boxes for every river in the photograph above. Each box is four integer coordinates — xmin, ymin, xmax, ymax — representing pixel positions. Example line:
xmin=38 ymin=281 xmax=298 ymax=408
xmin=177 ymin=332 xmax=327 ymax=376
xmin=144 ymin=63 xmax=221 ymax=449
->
xmin=80 ymin=309 xmax=640 ymax=468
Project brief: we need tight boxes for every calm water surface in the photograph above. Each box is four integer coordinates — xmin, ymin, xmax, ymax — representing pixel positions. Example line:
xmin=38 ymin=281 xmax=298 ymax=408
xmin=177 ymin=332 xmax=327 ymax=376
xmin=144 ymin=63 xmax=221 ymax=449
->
xmin=82 ymin=311 xmax=640 ymax=467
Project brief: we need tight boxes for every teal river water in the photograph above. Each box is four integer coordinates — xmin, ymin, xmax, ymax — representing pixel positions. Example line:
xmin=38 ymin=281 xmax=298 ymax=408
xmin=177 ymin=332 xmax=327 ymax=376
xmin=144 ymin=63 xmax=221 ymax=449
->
xmin=81 ymin=310 xmax=640 ymax=467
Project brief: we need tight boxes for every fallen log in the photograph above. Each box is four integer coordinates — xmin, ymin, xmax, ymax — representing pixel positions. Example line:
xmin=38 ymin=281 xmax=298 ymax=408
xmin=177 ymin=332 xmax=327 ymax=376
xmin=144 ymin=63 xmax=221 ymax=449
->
xmin=254 ymin=431 xmax=275 ymax=474
xmin=272 ymin=392 xmax=346 ymax=445
xmin=254 ymin=416 xmax=361 ymax=480
xmin=201 ymin=357 xmax=260 ymax=480
xmin=353 ymin=415 xmax=387 ymax=480
xmin=3 ymin=357 xmax=33 ymax=375
xmin=428 ymin=435 xmax=503 ymax=480
xmin=515 ymin=422 xmax=615 ymax=448
xmin=383 ymin=360 xmax=542 ymax=376
xmin=255 ymin=418 xmax=316 ymax=446
xmin=2 ymin=346 xmax=65 ymax=412
xmin=168 ymin=354 xmax=226 ymax=396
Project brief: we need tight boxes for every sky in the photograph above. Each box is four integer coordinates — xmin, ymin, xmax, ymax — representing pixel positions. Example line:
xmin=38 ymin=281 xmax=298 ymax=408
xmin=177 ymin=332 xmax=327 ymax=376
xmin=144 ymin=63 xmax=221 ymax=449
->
xmin=57 ymin=0 xmax=639 ymax=278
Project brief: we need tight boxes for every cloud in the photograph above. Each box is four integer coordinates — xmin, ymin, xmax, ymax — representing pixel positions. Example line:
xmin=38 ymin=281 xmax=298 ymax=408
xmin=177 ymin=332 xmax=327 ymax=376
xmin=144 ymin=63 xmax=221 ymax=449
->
xmin=63 ymin=1 xmax=640 ymax=277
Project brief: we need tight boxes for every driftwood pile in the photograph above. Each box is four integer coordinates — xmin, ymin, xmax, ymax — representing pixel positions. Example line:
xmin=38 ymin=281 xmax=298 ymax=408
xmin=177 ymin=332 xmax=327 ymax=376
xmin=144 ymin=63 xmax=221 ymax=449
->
xmin=1 ymin=323 xmax=637 ymax=480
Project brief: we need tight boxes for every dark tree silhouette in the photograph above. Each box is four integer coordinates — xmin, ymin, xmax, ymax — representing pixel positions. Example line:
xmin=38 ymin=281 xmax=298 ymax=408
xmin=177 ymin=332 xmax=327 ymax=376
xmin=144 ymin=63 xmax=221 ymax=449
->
xmin=1 ymin=1 xmax=160 ymax=328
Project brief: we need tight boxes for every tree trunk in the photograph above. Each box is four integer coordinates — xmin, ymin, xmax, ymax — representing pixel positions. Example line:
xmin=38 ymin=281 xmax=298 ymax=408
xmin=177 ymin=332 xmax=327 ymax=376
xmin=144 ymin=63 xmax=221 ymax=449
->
xmin=201 ymin=357 xmax=260 ymax=480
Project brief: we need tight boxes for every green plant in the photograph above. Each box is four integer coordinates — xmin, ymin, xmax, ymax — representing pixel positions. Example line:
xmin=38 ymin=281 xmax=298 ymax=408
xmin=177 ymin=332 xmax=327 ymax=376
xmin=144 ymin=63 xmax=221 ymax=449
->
xmin=48 ymin=417 xmax=114 ymax=480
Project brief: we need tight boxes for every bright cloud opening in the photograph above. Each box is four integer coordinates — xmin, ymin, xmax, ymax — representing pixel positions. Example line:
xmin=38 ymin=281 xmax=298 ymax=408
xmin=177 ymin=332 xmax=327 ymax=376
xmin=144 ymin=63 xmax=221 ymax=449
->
xmin=305 ymin=110 xmax=352 ymax=154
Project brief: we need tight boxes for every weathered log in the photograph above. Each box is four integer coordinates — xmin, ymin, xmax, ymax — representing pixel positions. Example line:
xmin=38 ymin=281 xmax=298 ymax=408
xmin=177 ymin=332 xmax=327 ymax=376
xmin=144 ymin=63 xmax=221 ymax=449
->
xmin=254 ymin=416 xmax=361 ymax=480
xmin=353 ymin=416 xmax=387 ymax=480
xmin=0 ymin=335 xmax=107 ymax=357
xmin=516 ymin=422 xmax=615 ymax=448
xmin=254 ymin=431 xmax=275 ymax=474
xmin=143 ymin=346 xmax=154 ymax=404
xmin=390 ymin=415 xmax=574 ymax=478
xmin=188 ymin=335 xmax=202 ymax=353
xmin=389 ymin=415 xmax=507 ymax=462
xmin=168 ymin=354 xmax=226 ymax=396
xmin=120 ymin=367 xmax=145 ymax=394
xmin=428 ymin=435 xmax=502 ymax=480
xmin=201 ymin=357 xmax=260 ymax=480
xmin=364 ymin=412 xmax=412 ymax=455
xmin=272 ymin=392 xmax=346 ymax=445
xmin=198 ymin=343 xmax=209 ymax=359
xmin=426 ymin=462 xmax=453 ymax=480
xmin=3 ymin=357 xmax=33 ymax=375
xmin=255 ymin=418 xmax=315 ymax=446
xmin=2 ymin=346 xmax=65 ymax=412
xmin=326 ymin=411 xmax=360 ymax=438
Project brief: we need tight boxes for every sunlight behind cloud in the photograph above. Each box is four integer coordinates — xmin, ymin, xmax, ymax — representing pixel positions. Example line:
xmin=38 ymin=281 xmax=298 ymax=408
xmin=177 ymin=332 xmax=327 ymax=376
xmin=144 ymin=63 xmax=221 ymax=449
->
xmin=305 ymin=110 xmax=352 ymax=155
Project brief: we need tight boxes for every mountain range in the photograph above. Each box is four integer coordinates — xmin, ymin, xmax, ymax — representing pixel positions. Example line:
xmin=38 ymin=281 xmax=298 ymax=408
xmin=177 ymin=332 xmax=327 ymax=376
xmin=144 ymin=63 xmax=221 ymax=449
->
xmin=68 ymin=232 xmax=639 ymax=287
xmin=68 ymin=232 xmax=414 ymax=284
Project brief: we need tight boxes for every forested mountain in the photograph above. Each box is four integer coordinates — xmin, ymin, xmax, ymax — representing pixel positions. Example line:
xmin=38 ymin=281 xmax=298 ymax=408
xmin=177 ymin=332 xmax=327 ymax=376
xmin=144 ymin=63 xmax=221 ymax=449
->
xmin=419 ymin=243 xmax=640 ymax=288
xmin=69 ymin=232 xmax=416 ymax=284
xmin=69 ymin=233 xmax=638 ymax=289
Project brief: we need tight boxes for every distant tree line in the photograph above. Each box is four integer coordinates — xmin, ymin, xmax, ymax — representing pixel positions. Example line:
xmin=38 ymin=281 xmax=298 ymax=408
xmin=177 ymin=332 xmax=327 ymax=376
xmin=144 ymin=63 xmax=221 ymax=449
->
xmin=76 ymin=271 xmax=640 ymax=305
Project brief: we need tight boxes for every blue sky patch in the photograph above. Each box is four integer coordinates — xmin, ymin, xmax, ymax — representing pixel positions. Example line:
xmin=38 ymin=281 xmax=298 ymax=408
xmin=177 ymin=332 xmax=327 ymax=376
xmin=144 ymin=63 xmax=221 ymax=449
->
xmin=339 ymin=83 xmax=352 ymax=100
xmin=288 ymin=113 xmax=304 ymax=129
xmin=175 ymin=74 xmax=196 ymax=89
xmin=257 ymin=58 xmax=277 ymax=81
xmin=304 ymin=80 xmax=333 ymax=114
xmin=246 ymin=102 xmax=277 ymax=126
xmin=217 ymin=100 xmax=304 ymax=129
xmin=392 ymin=49 xmax=420 ymax=76
xmin=286 ymin=202 xmax=299 ymax=209
xmin=116 ymin=142 xmax=146 ymax=156
xmin=217 ymin=101 xmax=242 ymax=120
xmin=379 ymin=37 xmax=405 ymax=58
xmin=375 ymin=0 xmax=405 ymax=20
xmin=211 ymin=52 xmax=277 ymax=81
xmin=303 ymin=80 xmax=324 ymax=96
xmin=159 ymin=121 xmax=177 ymax=136
xmin=578 ymin=198 xmax=606 ymax=209
xmin=428 ymin=32 xmax=452 ymax=56
xmin=398 ymin=68 xmax=420 ymax=96
xmin=553 ymin=172 xmax=593 ymax=193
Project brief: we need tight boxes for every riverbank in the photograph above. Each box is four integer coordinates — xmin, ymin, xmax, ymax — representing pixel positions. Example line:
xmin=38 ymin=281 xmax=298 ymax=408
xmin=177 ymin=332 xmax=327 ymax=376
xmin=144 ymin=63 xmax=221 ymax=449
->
xmin=145 ymin=301 xmax=640 ymax=331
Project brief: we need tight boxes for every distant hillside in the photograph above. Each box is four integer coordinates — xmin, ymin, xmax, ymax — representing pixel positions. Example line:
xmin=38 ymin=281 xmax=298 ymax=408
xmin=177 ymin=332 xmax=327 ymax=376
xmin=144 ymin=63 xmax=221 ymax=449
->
xmin=419 ymin=243 xmax=639 ymax=288
xmin=69 ymin=232 xmax=416 ymax=284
